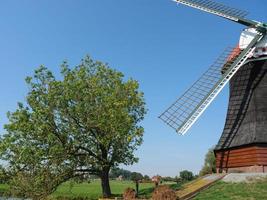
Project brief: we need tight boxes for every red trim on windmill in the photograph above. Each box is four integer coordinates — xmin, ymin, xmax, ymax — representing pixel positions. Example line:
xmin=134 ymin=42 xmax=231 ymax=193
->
xmin=227 ymin=44 xmax=241 ymax=62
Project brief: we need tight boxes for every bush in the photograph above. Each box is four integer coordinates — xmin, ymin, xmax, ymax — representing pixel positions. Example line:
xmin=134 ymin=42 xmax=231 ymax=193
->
xmin=123 ymin=188 xmax=136 ymax=200
xmin=151 ymin=185 xmax=177 ymax=200
xmin=174 ymin=176 xmax=183 ymax=184
xmin=0 ymin=168 xmax=10 ymax=184
xmin=199 ymin=147 xmax=216 ymax=176
xmin=162 ymin=176 xmax=175 ymax=182
xmin=143 ymin=175 xmax=150 ymax=181
xmin=180 ymin=170 xmax=194 ymax=181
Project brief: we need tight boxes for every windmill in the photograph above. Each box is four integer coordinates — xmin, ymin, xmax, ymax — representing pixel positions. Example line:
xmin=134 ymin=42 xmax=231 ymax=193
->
xmin=159 ymin=0 xmax=267 ymax=173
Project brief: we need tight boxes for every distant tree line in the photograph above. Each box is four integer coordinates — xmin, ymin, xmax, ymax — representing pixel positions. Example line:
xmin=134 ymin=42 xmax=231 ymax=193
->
xmin=109 ymin=167 xmax=150 ymax=181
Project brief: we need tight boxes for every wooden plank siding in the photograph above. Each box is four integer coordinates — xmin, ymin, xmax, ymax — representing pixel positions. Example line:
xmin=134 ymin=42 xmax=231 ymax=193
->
xmin=215 ymin=145 xmax=267 ymax=170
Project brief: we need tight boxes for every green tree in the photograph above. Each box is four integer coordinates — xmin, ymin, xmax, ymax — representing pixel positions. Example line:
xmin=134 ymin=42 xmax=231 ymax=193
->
xmin=162 ymin=176 xmax=174 ymax=182
xmin=199 ymin=147 xmax=216 ymax=176
xmin=174 ymin=176 xmax=183 ymax=184
xmin=143 ymin=175 xmax=150 ymax=181
xmin=110 ymin=167 xmax=132 ymax=180
xmin=0 ymin=165 xmax=10 ymax=184
xmin=130 ymin=172 xmax=143 ymax=196
xmin=0 ymin=56 xmax=146 ymax=199
xmin=179 ymin=170 xmax=194 ymax=181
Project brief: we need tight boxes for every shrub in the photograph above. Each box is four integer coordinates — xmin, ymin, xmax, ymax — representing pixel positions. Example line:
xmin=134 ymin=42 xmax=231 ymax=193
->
xmin=199 ymin=147 xmax=216 ymax=176
xmin=180 ymin=170 xmax=194 ymax=181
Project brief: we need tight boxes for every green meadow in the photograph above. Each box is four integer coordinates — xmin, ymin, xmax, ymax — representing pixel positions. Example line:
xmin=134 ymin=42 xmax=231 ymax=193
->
xmin=193 ymin=179 xmax=267 ymax=200
xmin=1 ymin=178 xmax=267 ymax=200
xmin=53 ymin=180 xmax=154 ymax=199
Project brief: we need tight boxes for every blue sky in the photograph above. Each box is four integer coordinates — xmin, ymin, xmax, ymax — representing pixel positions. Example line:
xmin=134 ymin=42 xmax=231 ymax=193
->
xmin=0 ymin=0 xmax=266 ymax=177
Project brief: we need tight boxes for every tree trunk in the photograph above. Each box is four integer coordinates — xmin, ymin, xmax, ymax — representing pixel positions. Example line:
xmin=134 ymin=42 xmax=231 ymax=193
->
xmin=135 ymin=181 xmax=139 ymax=197
xmin=100 ymin=167 xmax=111 ymax=198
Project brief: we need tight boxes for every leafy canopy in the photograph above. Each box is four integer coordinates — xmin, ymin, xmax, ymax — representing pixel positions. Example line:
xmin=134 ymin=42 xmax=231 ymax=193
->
xmin=179 ymin=170 xmax=194 ymax=181
xmin=199 ymin=147 xmax=216 ymax=176
xmin=0 ymin=56 xmax=146 ymax=199
xmin=130 ymin=172 xmax=143 ymax=182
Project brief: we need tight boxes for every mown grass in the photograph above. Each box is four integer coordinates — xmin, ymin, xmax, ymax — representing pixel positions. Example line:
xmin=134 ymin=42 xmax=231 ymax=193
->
xmin=52 ymin=180 xmax=155 ymax=200
xmin=2 ymin=178 xmax=266 ymax=200
xmin=193 ymin=178 xmax=267 ymax=200
xmin=0 ymin=184 xmax=8 ymax=193
xmin=0 ymin=180 xmax=178 ymax=199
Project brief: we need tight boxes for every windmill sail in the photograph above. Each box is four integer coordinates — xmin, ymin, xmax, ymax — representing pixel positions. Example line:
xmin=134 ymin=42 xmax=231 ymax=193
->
xmin=173 ymin=0 xmax=258 ymax=26
xmin=159 ymin=33 xmax=263 ymax=135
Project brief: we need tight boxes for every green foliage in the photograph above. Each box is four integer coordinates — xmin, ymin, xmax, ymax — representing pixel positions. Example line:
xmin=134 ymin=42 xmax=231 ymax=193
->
xmin=130 ymin=172 xmax=143 ymax=182
xmin=130 ymin=172 xmax=143 ymax=196
xmin=110 ymin=167 xmax=149 ymax=182
xmin=9 ymin=168 xmax=73 ymax=199
xmin=110 ymin=168 xmax=132 ymax=180
xmin=0 ymin=180 xmax=155 ymax=200
xmin=179 ymin=170 xmax=194 ymax=181
xmin=0 ymin=166 xmax=10 ymax=184
xmin=168 ymin=182 xmax=184 ymax=191
xmin=0 ymin=55 xmax=146 ymax=199
xmin=199 ymin=147 xmax=216 ymax=176
xmin=162 ymin=176 xmax=175 ymax=182
xmin=174 ymin=176 xmax=183 ymax=184
xmin=143 ymin=175 xmax=150 ymax=181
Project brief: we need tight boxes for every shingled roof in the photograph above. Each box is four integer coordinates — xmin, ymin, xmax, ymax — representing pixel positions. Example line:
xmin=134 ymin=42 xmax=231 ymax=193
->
xmin=215 ymin=59 xmax=267 ymax=150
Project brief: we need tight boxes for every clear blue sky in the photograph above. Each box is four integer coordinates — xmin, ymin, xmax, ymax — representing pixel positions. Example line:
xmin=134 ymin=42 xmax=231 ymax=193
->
xmin=0 ymin=0 xmax=266 ymax=177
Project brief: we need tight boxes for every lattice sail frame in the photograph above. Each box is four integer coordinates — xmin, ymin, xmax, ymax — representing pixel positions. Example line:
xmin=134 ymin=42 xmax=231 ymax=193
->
xmin=159 ymin=33 xmax=263 ymax=135
xmin=172 ymin=0 xmax=258 ymax=26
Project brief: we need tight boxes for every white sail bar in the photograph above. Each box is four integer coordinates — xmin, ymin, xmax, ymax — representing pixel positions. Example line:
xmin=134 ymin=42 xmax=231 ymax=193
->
xmin=159 ymin=33 xmax=263 ymax=135
xmin=172 ymin=0 xmax=258 ymax=26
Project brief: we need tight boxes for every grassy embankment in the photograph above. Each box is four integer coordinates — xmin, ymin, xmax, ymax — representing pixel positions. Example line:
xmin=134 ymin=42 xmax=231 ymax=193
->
xmin=193 ymin=178 xmax=267 ymax=200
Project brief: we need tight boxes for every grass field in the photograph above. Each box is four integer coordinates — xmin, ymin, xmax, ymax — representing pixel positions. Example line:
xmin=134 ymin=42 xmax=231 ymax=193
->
xmin=0 ymin=184 xmax=8 ymax=193
xmin=193 ymin=179 xmax=267 ymax=200
xmin=53 ymin=180 xmax=155 ymax=199
xmin=1 ymin=178 xmax=267 ymax=200
xmin=0 ymin=180 xmax=177 ymax=199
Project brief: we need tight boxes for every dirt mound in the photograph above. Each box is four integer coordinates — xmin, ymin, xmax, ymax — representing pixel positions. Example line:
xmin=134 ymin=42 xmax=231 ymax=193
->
xmin=123 ymin=187 xmax=136 ymax=200
xmin=151 ymin=185 xmax=177 ymax=200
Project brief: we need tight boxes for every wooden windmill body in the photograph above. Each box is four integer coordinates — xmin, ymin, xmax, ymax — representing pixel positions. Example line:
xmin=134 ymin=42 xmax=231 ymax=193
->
xmin=215 ymin=59 xmax=267 ymax=173
xmin=159 ymin=0 xmax=267 ymax=173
